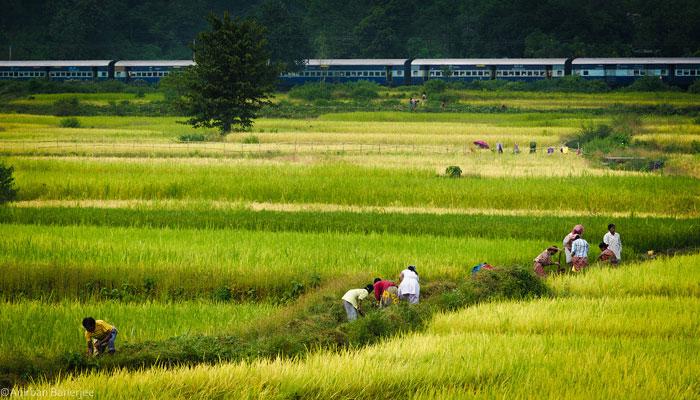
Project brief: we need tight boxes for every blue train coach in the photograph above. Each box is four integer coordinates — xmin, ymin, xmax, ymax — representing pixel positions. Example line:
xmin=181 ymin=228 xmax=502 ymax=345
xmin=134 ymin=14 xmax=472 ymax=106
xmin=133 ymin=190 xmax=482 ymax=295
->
xmin=0 ymin=60 xmax=113 ymax=81
xmin=411 ymin=58 xmax=569 ymax=84
xmin=572 ymin=58 xmax=700 ymax=87
xmin=279 ymin=59 xmax=410 ymax=86
xmin=114 ymin=60 xmax=195 ymax=84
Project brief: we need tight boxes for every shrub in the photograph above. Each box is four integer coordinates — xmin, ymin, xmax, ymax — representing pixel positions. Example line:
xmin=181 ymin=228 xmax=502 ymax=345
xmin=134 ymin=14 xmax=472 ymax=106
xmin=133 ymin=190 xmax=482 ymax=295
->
xmin=691 ymin=141 xmax=700 ymax=154
xmin=59 ymin=117 xmax=81 ymax=128
xmin=178 ymin=133 xmax=207 ymax=142
xmin=445 ymin=165 xmax=462 ymax=178
xmin=346 ymin=81 xmax=380 ymax=100
xmin=423 ymin=79 xmax=447 ymax=94
xmin=689 ymin=80 xmax=700 ymax=94
xmin=135 ymin=88 xmax=146 ymax=98
xmin=53 ymin=97 xmax=81 ymax=116
xmin=288 ymin=82 xmax=333 ymax=101
xmin=471 ymin=266 xmax=549 ymax=301
xmin=623 ymin=76 xmax=677 ymax=92
xmin=0 ymin=162 xmax=18 ymax=204
xmin=242 ymin=134 xmax=260 ymax=144
xmin=212 ymin=286 xmax=233 ymax=302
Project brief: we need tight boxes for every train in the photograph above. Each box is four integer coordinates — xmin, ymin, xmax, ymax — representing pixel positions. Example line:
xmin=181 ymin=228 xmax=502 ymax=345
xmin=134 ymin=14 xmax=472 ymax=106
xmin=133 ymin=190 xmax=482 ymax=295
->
xmin=1 ymin=57 xmax=699 ymax=87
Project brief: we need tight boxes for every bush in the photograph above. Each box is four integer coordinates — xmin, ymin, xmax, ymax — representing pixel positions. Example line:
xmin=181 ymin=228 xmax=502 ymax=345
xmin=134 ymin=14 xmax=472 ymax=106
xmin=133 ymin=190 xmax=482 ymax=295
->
xmin=445 ymin=165 xmax=462 ymax=178
xmin=288 ymin=82 xmax=333 ymax=101
xmin=471 ymin=266 xmax=549 ymax=300
xmin=242 ymin=134 xmax=260 ymax=144
xmin=53 ymin=97 xmax=81 ymax=116
xmin=178 ymin=133 xmax=207 ymax=142
xmin=566 ymin=123 xmax=633 ymax=154
xmin=212 ymin=286 xmax=233 ymax=302
xmin=691 ymin=141 xmax=700 ymax=154
xmin=423 ymin=79 xmax=447 ymax=94
xmin=59 ymin=117 xmax=81 ymax=128
xmin=0 ymin=163 xmax=17 ymax=204
xmin=623 ymin=76 xmax=677 ymax=92
xmin=345 ymin=81 xmax=380 ymax=100
xmin=688 ymin=80 xmax=700 ymax=94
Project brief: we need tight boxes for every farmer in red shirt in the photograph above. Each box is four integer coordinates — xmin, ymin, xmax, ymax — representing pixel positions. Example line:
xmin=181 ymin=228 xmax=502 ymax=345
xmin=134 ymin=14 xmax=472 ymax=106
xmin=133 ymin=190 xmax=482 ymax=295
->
xmin=373 ymin=278 xmax=399 ymax=307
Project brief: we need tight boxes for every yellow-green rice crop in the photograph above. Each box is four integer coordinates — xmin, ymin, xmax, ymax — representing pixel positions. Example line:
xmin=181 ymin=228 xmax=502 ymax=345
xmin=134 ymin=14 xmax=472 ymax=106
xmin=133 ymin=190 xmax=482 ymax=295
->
xmin=0 ymin=301 xmax=278 ymax=357
xmin=24 ymin=255 xmax=700 ymax=399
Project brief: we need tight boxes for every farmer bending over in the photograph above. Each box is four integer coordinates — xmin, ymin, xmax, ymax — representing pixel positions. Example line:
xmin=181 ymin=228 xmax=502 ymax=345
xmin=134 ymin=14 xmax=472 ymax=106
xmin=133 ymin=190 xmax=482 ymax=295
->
xmin=533 ymin=246 xmax=560 ymax=277
xmin=83 ymin=317 xmax=118 ymax=356
xmin=373 ymin=277 xmax=399 ymax=307
xmin=597 ymin=242 xmax=619 ymax=265
xmin=341 ymin=285 xmax=374 ymax=321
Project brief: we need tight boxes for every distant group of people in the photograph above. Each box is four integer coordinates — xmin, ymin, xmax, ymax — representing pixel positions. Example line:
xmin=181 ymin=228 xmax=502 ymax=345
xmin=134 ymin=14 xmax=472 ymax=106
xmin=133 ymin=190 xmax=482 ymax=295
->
xmin=533 ymin=223 xmax=622 ymax=277
xmin=341 ymin=265 xmax=420 ymax=321
xmin=493 ymin=142 xmax=580 ymax=155
xmin=408 ymin=93 xmax=428 ymax=111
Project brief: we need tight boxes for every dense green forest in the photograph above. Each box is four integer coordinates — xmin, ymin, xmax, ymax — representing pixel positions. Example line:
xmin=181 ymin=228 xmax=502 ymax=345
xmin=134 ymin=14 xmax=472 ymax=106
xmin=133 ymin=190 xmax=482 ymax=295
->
xmin=1 ymin=0 xmax=699 ymax=65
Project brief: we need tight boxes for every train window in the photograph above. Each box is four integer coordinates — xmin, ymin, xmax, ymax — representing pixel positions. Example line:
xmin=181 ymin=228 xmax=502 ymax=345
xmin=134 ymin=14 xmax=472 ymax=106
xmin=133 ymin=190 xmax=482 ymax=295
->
xmin=583 ymin=70 xmax=589 ymax=76
xmin=692 ymin=70 xmax=697 ymax=76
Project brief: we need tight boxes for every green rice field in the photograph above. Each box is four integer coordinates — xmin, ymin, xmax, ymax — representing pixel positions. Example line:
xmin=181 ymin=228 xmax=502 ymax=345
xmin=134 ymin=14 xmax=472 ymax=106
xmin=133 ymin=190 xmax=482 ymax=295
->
xmin=0 ymin=89 xmax=698 ymax=397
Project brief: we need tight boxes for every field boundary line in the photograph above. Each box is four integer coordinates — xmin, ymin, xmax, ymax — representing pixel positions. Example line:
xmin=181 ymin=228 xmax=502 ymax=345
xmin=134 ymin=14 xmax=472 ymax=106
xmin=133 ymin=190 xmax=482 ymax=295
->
xmin=10 ymin=199 xmax=696 ymax=219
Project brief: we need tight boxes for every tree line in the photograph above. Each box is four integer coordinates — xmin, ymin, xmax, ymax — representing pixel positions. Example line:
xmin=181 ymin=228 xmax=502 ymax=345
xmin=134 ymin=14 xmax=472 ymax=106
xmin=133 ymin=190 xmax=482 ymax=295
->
xmin=2 ymin=0 xmax=700 ymax=68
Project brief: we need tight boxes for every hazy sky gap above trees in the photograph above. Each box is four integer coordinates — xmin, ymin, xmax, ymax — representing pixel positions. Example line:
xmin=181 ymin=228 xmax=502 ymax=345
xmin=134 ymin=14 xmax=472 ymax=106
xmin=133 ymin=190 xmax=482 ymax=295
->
xmin=1 ymin=0 xmax=699 ymax=64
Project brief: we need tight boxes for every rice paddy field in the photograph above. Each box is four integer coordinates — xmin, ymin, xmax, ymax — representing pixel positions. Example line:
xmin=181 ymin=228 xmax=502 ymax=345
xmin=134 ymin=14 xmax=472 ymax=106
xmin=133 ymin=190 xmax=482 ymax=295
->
xmin=0 ymin=89 xmax=699 ymax=398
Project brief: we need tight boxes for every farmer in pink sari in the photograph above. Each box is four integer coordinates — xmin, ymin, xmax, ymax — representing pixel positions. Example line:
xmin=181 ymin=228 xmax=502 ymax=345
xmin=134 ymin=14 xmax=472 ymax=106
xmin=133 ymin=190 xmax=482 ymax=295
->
xmin=563 ymin=224 xmax=584 ymax=264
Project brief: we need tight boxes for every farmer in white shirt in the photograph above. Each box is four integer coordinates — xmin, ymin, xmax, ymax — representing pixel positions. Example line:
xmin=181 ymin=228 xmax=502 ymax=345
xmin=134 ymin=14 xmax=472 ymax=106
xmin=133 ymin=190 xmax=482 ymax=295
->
xmin=603 ymin=224 xmax=622 ymax=261
xmin=398 ymin=265 xmax=420 ymax=304
xmin=341 ymin=284 xmax=374 ymax=321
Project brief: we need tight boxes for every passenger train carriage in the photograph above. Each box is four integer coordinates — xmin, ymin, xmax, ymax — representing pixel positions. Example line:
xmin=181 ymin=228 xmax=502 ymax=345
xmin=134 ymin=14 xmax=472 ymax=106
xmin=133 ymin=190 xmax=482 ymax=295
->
xmin=0 ymin=60 xmax=113 ymax=80
xmin=572 ymin=58 xmax=700 ymax=86
xmin=280 ymin=59 xmax=410 ymax=86
xmin=1 ymin=57 xmax=698 ymax=87
xmin=409 ymin=58 xmax=569 ymax=84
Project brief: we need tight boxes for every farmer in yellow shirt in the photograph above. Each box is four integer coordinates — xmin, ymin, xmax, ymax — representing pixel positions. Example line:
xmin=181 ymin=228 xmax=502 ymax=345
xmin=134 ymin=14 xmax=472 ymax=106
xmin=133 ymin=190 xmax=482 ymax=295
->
xmin=83 ymin=317 xmax=118 ymax=356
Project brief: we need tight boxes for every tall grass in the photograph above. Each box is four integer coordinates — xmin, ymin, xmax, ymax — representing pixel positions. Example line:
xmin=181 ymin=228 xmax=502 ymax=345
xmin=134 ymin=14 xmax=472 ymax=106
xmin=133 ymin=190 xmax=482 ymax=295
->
xmin=0 ymin=301 xmax=278 ymax=357
xmin=24 ymin=254 xmax=699 ymax=399
xmin=0 ymin=223 xmax=548 ymax=300
xmin=10 ymin=158 xmax=698 ymax=215
xmin=548 ymin=253 xmax=700 ymax=298
xmin=1 ymin=206 xmax=697 ymax=252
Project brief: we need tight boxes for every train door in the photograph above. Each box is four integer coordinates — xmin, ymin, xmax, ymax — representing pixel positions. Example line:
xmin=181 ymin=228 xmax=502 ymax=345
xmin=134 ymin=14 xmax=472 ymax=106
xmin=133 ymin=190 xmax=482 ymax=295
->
xmin=404 ymin=59 xmax=413 ymax=85
xmin=386 ymin=66 xmax=393 ymax=86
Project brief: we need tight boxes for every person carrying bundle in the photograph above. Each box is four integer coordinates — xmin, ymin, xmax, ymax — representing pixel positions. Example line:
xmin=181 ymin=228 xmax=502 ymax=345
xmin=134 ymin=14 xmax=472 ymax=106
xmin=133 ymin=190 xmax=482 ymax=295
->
xmin=533 ymin=246 xmax=560 ymax=277
xmin=373 ymin=278 xmax=399 ymax=307
xmin=341 ymin=284 xmax=374 ymax=321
